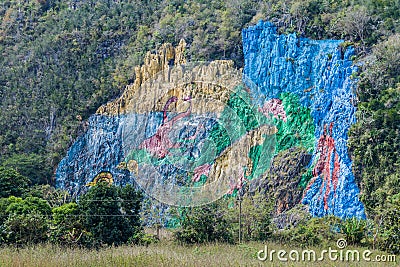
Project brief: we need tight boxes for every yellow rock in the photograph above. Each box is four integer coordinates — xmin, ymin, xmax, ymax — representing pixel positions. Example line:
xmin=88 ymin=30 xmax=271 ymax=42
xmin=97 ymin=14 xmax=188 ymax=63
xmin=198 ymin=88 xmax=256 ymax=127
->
xmin=96 ymin=40 xmax=241 ymax=116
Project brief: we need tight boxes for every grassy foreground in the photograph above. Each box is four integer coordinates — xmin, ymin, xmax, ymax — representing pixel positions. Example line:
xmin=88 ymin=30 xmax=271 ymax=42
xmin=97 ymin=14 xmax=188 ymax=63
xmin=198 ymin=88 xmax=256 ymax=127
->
xmin=0 ymin=241 xmax=398 ymax=267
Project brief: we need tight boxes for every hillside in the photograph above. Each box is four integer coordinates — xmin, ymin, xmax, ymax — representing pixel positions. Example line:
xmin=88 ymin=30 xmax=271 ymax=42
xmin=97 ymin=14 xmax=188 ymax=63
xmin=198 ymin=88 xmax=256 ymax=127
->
xmin=0 ymin=0 xmax=399 ymax=255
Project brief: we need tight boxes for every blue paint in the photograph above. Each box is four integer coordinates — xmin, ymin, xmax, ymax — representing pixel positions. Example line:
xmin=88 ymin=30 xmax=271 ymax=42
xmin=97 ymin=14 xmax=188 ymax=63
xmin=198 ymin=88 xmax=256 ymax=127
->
xmin=242 ymin=21 xmax=365 ymax=219
xmin=56 ymin=20 xmax=366 ymax=219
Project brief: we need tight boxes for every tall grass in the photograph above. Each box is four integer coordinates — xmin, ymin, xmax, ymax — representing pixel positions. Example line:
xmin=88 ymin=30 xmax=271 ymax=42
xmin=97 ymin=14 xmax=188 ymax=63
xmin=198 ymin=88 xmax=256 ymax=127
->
xmin=0 ymin=241 xmax=397 ymax=267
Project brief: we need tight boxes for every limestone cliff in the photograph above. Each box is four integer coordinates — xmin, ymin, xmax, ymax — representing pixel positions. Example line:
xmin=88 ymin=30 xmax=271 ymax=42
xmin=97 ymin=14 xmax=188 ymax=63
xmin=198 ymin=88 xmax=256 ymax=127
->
xmin=97 ymin=39 xmax=187 ymax=115
xmin=57 ymin=21 xmax=366 ymax=219
xmin=56 ymin=40 xmax=275 ymax=203
xmin=242 ymin=21 xmax=365 ymax=219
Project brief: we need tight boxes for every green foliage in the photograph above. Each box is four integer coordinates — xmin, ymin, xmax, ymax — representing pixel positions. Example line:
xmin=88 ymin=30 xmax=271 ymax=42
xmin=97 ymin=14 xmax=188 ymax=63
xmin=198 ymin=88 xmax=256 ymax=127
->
xmin=376 ymin=194 xmax=400 ymax=254
xmin=0 ymin=0 xmax=260 ymax=172
xmin=3 ymin=212 xmax=49 ymax=245
xmin=0 ymin=196 xmax=51 ymax=245
xmin=0 ymin=184 xmax=144 ymax=247
xmin=174 ymin=202 xmax=234 ymax=244
xmin=349 ymin=35 xmax=400 ymax=219
xmin=78 ymin=183 xmax=143 ymax=246
xmin=0 ymin=0 xmax=399 ymax=250
xmin=1 ymin=153 xmax=52 ymax=185
xmin=22 ymin=184 xmax=70 ymax=208
xmin=6 ymin=196 xmax=52 ymax=216
xmin=51 ymin=202 xmax=91 ymax=247
xmin=272 ymin=216 xmax=344 ymax=247
xmin=129 ymin=231 xmax=159 ymax=247
xmin=0 ymin=167 xmax=29 ymax=198
xmin=174 ymin=191 xmax=274 ymax=244
xmin=225 ymin=191 xmax=274 ymax=242
xmin=340 ymin=217 xmax=367 ymax=245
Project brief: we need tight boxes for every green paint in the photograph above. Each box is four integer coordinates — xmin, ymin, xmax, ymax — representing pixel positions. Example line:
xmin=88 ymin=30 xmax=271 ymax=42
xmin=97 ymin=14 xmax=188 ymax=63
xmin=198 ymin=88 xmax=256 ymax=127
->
xmin=299 ymin=167 xmax=314 ymax=188
xmin=275 ymin=93 xmax=315 ymax=153
xmin=247 ymin=144 xmax=262 ymax=179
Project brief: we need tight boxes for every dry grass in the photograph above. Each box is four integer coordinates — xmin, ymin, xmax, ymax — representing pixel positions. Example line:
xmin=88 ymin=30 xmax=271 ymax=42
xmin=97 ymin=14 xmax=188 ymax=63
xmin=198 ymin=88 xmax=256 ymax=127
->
xmin=0 ymin=241 xmax=398 ymax=267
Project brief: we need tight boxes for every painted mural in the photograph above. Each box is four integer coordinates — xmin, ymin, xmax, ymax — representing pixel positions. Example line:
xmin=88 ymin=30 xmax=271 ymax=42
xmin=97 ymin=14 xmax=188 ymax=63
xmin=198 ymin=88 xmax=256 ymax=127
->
xmin=56 ymin=21 xmax=366 ymax=219
xmin=242 ymin=21 xmax=365 ymax=218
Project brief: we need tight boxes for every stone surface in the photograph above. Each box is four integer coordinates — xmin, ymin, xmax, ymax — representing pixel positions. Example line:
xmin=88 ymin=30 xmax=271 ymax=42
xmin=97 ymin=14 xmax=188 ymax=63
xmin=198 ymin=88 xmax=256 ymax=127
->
xmin=251 ymin=147 xmax=311 ymax=215
xmin=242 ymin=20 xmax=365 ymax=219
xmin=57 ymin=21 xmax=367 ymax=219
xmin=56 ymin=41 xmax=276 ymax=205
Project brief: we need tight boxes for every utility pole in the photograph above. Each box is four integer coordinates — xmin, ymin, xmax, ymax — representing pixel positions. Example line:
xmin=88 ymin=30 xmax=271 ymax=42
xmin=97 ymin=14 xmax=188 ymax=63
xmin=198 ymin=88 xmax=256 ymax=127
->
xmin=238 ymin=190 xmax=242 ymax=244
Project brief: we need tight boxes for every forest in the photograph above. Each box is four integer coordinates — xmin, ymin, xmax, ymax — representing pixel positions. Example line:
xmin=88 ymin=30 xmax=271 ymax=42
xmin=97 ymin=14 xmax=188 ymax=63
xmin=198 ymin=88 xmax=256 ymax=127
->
xmin=0 ymin=0 xmax=399 ymax=260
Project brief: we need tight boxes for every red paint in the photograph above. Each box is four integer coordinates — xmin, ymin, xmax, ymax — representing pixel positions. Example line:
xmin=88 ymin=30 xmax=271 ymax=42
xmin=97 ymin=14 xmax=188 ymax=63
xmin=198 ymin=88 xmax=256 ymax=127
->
xmin=259 ymin=98 xmax=287 ymax=122
xmin=303 ymin=122 xmax=341 ymax=210
xmin=139 ymin=96 xmax=192 ymax=158
xmin=192 ymin=164 xmax=211 ymax=182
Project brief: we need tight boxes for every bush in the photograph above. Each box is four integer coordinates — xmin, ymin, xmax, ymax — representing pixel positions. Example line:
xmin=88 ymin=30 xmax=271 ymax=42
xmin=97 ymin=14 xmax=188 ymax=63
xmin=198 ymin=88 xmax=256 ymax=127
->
xmin=0 ymin=196 xmax=51 ymax=245
xmin=273 ymin=216 xmax=343 ymax=247
xmin=0 ymin=167 xmax=29 ymax=198
xmin=78 ymin=182 xmax=143 ymax=246
xmin=129 ymin=232 xmax=159 ymax=247
xmin=51 ymin=202 xmax=92 ymax=247
xmin=377 ymin=194 xmax=400 ymax=254
xmin=174 ymin=203 xmax=234 ymax=244
xmin=3 ymin=212 xmax=49 ymax=245
xmin=224 ymin=191 xmax=274 ymax=242
xmin=340 ymin=217 xmax=368 ymax=246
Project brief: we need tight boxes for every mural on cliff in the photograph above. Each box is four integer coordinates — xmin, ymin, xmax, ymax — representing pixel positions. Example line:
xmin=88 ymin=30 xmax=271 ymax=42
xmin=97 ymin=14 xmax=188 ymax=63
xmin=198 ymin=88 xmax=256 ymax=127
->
xmin=242 ymin=21 xmax=365 ymax=219
xmin=56 ymin=21 xmax=366 ymax=219
xmin=56 ymin=40 xmax=276 ymax=207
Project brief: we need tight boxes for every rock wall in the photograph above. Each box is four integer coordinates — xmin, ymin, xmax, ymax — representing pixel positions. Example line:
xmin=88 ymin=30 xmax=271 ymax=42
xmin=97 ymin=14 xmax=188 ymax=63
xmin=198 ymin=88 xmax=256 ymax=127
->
xmin=57 ymin=21 xmax=366 ymax=219
xmin=56 ymin=40 xmax=276 ymax=205
xmin=242 ymin=21 xmax=365 ymax=219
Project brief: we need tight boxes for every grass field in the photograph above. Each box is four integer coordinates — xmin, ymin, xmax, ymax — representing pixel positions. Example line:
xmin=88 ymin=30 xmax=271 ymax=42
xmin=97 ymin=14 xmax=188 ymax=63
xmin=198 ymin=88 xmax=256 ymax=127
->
xmin=0 ymin=241 xmax=398 ymax=267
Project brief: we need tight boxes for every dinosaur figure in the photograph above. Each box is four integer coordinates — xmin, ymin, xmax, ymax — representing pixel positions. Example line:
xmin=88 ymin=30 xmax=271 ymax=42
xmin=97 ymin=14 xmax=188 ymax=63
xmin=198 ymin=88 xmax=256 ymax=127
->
xmin=138 ymin=96 xmax=194 ymax=159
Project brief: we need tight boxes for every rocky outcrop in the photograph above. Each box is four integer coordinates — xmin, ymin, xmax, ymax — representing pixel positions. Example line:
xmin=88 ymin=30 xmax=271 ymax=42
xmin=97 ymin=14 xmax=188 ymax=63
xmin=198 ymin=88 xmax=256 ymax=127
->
xmin=97 ymin=39 xmax=186 ymax=115
xmin=251 ymin=147 xmax=311 ymax=214
xmin=242 ymin=21 xmax=365 ymax=219
xmin=57 ymin=21 xmax=367 ymax=219
xmin=56 ymin=40 xmax=276 ymax=204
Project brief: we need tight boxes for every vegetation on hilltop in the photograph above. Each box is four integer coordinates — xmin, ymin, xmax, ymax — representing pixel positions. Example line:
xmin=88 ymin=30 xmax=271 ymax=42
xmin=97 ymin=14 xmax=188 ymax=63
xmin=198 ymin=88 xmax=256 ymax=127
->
xmin=0 ymin=0 xmax=399 ymax=254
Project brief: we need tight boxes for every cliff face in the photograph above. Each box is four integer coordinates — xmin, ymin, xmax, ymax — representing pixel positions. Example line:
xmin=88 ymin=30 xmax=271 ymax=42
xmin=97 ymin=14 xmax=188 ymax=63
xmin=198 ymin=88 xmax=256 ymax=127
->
xmin=56 ymin=41 xmax=190 ymax=196
xmin=57 ymin=21 xmax=366 ymax=219
xmin=55 ymin=40 xmax=276 ymax=204
xmin=242 ymin=21 xmax=365 ymax=219
xmin=56 ymin=115 xmax=130 ymax=196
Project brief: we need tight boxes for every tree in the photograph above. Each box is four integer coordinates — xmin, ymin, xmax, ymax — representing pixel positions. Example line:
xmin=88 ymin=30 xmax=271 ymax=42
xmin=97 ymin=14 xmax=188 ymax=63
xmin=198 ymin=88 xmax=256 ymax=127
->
xmin=378 ymin=193 xmax=400 ymax=254
xmin=225 ymin=191 xmax=274 ymax=242
xmin=0 ymin=196 xmax=51 ymax=245
xmin=338 ymin=5 xmax=375 ymax=49
xmin=51 ymin=202 xmax=92 ymax=247
xmin=78 ymin=182 xmax=143 ymax=246
xmin=0 ymin=167 xmax=29 ymax=198
xmin=1 ymin=153 xmax=53 ymax=185
xmin=174 ymin=202 xmax=234 ymax=244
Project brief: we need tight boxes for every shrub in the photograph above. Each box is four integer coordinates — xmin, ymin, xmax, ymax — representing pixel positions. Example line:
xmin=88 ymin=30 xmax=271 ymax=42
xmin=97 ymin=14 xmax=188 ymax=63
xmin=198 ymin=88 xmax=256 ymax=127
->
xmin=3 ymin=212 xmax=49 ymax=245
xmin=51 ymin=202 xmax=92 ymax=247
xmin=339 ymin=217 xmax=367 ymax=245
xmin=273 ymin=216 xmax=343 ymax=247
xmin=78 ymin=182 xmax=143 ymax=246
xmin=129 ymin=232 xmax=159 ymax=247
xmin=0 ymin=196 xmax=51 ymax=245
xmin=174 ymin=203 xmax=234 ymax=244
xmin=0 ymin=167 xmax=29 ymax=198
xmin=224 ymin=191 xmax=274 ymax=242
xmin=377 ymin=194 xmax=400 ymax=254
